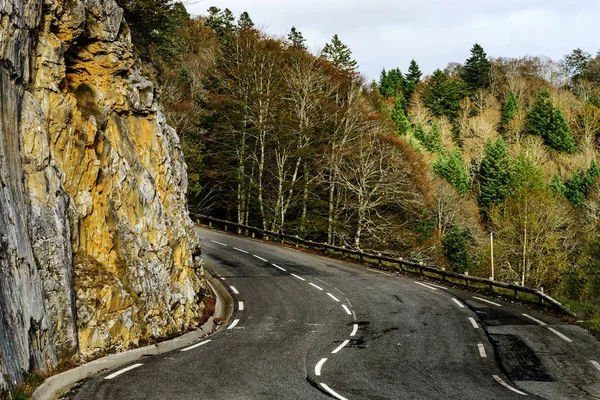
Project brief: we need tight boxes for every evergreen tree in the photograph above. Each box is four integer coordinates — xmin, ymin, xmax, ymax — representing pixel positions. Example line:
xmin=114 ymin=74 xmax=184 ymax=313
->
xmin=287 ymin=26 xmax=306 ymax=50
xmin=321 ymin=34 xmax=358 ymax=73
xmin=461 ymin=43 xmax=491 ymax=92
xmin=548 ymin=108 xmax=576 ymax=153
xmin=556 ymin=160 xmax=600 ymax=206
xmin=404 ymin=59 xmax=422 ymax=101
xmin=526 ymin=88 xmax=576 ymax=153
xmin=379 ymin=68 xmax=405 ymax=98
xmin=432 ymin=150 xmax=471 ymax=195
xmin=390 ymin=97 xmax=411 ymax=134
xmin=478 ymin=137 xmax=512 ymax=211
xmin=442 ymin=227 xmax=472 ymax=272
xmin=550 ymin=174 xmax=566 ymax=194
xmin=205 ymin=7 xmax=237 ymax=49
xmin=413 ymin=121 xmax=444 ymax=153
xmin=501 ymin=91 xmax=518 ymax=125
xmin=423 ymin=69 xmax=467 ymax=120
xmin=238 ymin=11 xmax=254 ymax=29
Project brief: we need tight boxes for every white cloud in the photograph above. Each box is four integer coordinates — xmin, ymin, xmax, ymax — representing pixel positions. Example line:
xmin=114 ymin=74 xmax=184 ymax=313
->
xmin=185 ymin=1 xmax=600 ymax=80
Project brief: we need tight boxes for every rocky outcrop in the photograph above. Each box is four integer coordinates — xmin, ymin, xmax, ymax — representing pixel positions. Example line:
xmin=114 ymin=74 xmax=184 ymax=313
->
xmin=0 ymin=0 xmax=207 ymax=395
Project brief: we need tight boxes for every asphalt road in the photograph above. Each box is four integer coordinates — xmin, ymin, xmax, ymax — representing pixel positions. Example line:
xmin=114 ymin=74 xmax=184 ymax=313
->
xmin=72 ymin=226 xmax=600 ymax=400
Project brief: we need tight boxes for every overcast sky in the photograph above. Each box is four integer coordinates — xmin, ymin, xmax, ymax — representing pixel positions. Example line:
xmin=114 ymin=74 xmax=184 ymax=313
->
xmin=186 ymin=1 xmax=600 ymax=81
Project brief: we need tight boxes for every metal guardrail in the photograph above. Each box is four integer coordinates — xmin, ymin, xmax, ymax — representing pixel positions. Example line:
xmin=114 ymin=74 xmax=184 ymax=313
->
xmin=192 ymin=213 xmax=576 ymax=317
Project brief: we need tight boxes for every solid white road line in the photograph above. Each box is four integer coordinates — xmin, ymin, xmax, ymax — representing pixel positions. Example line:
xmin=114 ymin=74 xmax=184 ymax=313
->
xmin=230 ymin=286 xmax=239 ymax=295
xmin=227 ymin=319 xmax=240 ymax=330
xmin=272 ymin=263 xmax=286 ymax=272
xmin=253 ymin=255 xmax=268 ymax=262
xmin=238 ymin=301 xmax=244 ymax=311
xmin=332 ymin=339 xmax=350 ymax=354
xmin=493 ymin=375 xmax=527 ymax=396
xmin=469 ymin=317 xmax=479 ymax=329
xmin=591 ymin=360 xmax=600 ymax=372
xmin=198 ymin=236 xmax=206 ymax=239
xmin=472 ymin=296 xmax=501 ymax=307
xmin=350 ymin=323 xmax=359 ymax=336
xmin=327 ymin=293 xmax=340 ymax=302
xmin=211 ymin=240 xmax=227 ymax=246
xmin=234 ymin=247 xmax=248 ymax=254
xmin=291 ymin=273 xmax=306 ymax=281
xmin=342 ymin=304 xmax=352 ymax=315
xmin=181 ymin=340 xmax=211 ymax=352
xmin=104 ymin=363 xmax=143 ymax=380
xmin=422 ymin=281 xmax=447 ymax=290
xmin=309 ymin=282 xmax=324 ymax=291
xmin=414 ymin=281 xmax=438 ymax=291
xmin=315 ymin=358 xmax=327 ymax=376
xmin=478 ymin=343 xmax=487 ymax=358
xmin=452 ymin=298 xmax=465 ymax=308
xmin=522 ymin=313 xmax=546 ymax=326
xmin=320 ymin=383 xmax=349 ymax=400
xmin=547 ymin=327 xmax=573 ymax=343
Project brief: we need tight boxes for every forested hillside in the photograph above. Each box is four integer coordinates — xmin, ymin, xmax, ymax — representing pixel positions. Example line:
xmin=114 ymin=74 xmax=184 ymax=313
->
xmin=140 ymin=3 xmax=600 ymax=308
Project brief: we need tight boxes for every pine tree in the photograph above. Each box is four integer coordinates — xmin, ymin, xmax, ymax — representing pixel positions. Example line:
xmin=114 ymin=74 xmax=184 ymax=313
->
xmin=238 ymin=11 xmax=254 ymax=29
xmin=461 ymin=43 xmax=491 ymax=92
xmin=379 ymin=68 xmax=405 ymax=98
xmin=404 ymin=59 xmax=422 ymax=101
xmin=432 ymin=150 xmax=471 ymax=195
xmin=550 ymin=174 xmax=566 ymax=195
xmin=205 ymin=7 xmax=237 ymax=49
xmin=502 ymin=91 xmax=518 ymax=125
xmin=287 ymin=26 xmax=306 ymax=50
xmin=423 ymin=69 xmax=467 ymax=120
xmin=321 ymin=34 xmax=358 ymax=73
xmin=478 ymin=137 xmax=512 ymax=211
xmin=548 ymin=108 xmax=576 ymax=153
xmin=390 ymin=97 xmax=411 ymax=134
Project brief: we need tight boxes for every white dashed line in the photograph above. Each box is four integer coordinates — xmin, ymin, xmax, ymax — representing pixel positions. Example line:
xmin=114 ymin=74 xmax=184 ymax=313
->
xmin=332 ymin=339 xmax=350 ymax=354
xmin=210 ymin=240 xmax=227 ymax=246
xmin=327 ymin=293 xmax=340 ymax=302
xmin=493 ymin=375 xmax=527 ymax=396
xmin=342 ymin=305 xmax=352 ymax=315
xmin=320 ymin=383 xmax=349 ymax=400
xmin=234 ymin=247 xmax=248 ymax=254
xmin=414 ymin=281 xmax=438 ymax=291
xmin=253 ymin=255 xmax=268 ymax=262
xmin=181 ymin=340 xmax=211 ymax=352
xmin=227 ymin=319 xmax=240 ymax=330
xmin=230 ymin=286 xmax=239 ymax=295
xmin=591 ymin=360 xmax=600 ymax=372
xmin=291 ymin=273 xmax=306 ymax=281
xmin=452 ymin=298 xmax=465 ymax=308
xmin=469 ymin=317 xmax=479 ymax=329
xmin=104 ymin=363 xmax=143 ymax=380
xmin=238 ymin=301 xmax=244 ymax=311
xmin=522 ymin=313 xmax=546 ymax=326
xmin=547 ymin=327 xmax=573 ymax=343
xmin=472 ymin=296 xmax=501 ymax=307
xmin=478 ymin=343 xmax=487 ymax=358
xmin=422 ymin=281 xmax=448 ymax=290
xmin=350 ymin=323 xmax=358 ymax=336
xmin=309 ymin=282 xmax=324 ymax=291
xmin=315 ymin=358 xmax=327 ymax=376
xmin=272 ymin=263 xmax=286 ymax=272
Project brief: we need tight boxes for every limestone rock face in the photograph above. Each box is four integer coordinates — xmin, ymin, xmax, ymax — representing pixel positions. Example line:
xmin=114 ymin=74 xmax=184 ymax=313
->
xmin=0 ymin=0 xmax=206 ymax=395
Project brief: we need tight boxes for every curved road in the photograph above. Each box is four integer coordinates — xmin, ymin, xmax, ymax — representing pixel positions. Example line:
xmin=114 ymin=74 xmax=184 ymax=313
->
xmin=73 ymin=226 xmax=600 ymax=399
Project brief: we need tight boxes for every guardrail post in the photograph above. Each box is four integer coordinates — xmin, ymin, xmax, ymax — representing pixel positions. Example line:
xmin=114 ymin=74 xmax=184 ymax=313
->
xmin=224 ymin=224 xmax=228 ymax=232
xmin=209 ymin=221 xmax=212 ymax=228
xmin=378 ymin=254 xmax=382 ymax=267
xmin=441 ymin=268 xmax=446 ymax=282
xmin=514 ymin=288 xmax=518 ymax=300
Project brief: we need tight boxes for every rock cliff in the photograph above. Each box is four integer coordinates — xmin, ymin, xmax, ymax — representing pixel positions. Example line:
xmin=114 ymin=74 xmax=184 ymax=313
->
xmin=0 ymin=0 xmax=207 ymax=395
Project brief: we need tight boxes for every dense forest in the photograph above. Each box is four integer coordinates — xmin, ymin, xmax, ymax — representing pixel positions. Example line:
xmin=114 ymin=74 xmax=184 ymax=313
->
xmin=127 ymin=2 xmax=600 ymax=310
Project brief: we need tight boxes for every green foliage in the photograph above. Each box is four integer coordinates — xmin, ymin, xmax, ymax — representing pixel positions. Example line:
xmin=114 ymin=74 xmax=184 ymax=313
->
xmin=461 ymin=43 xmax=491 ymax=92
xmin=526 ymin=88 xmax=576 ymax=153
xmin=413 ymin=122 xmax=443 ymax=153
xmin=238 ymin=11 xmax=254 ymax=29
xmin=321 ymin=34 xmax=358 ymax=73
xmin=390 ymin=97 xmax=411 ymax=134
xmin=554 ymin=160 xmax=600 ymax=206
xmin=509 ymin=151 xmax=546 ymax=193
xmin=478 ymin=137 xmax=512 ymax=211
xmin=432 ymin=150 xmax=471 ymax=195
xmin=442 ymin=227 xmax=473 ymax=272
xmin=378 ymin=68 xmax=405 ymax=98
xmin=501 ymin=91 xmax=518 ymax=125
xmin=287 ymin=26 xmax=306 ymax=50
xmin=205 ymin=6 xmax=237 ymax=49
xmin=117 ymin=0 xmax=174 ymax=47
xmin=423 ymin=69 xmax=467 ymax=120
xmin=405 ymin=59 xmax=422 ymax=101
xmin=149 ymin=2 xmax=190 ymax=65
